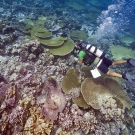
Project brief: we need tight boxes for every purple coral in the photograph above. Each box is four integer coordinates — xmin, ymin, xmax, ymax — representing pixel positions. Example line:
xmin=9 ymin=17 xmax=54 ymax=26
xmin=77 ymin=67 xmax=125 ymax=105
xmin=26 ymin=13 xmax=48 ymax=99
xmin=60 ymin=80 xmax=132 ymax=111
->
xmin=5 ymin=96 xmax=15 ymax=107
xmin=58 ymin=105 xmax=83 ymax=133
xmin=0 ymin=83 xmax=10 ymax=102
xmin=41 ymin=84 xmax=66 ymax=122
xmin=9 ymin=106 xmax=25 ymax=125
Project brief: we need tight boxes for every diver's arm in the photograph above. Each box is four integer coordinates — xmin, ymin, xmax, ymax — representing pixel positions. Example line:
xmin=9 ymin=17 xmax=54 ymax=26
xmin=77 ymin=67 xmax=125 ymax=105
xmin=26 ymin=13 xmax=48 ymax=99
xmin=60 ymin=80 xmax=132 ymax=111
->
xmin=79 ymin=59 xmax=83 ymax=64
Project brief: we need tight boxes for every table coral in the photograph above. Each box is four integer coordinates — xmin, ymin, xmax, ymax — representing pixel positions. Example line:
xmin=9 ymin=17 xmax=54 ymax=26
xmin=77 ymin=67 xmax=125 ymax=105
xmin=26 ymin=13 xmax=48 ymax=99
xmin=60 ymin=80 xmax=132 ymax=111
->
xmin=81 ymin=78 xmax=132 ymax=110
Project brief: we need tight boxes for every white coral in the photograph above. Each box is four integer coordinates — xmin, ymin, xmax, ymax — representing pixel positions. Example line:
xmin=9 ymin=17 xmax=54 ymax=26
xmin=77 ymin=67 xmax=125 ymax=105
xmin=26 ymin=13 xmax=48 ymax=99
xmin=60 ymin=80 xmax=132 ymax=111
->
xmin=100 ymin=97 xmax=125 ymax=121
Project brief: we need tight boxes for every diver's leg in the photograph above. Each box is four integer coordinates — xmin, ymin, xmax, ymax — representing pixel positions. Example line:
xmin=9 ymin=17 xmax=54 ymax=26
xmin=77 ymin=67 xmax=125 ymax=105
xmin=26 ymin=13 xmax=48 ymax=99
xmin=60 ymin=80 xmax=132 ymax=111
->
xmin=112 ymin=60 xmax=127 ymax=66
xmin=106 ymin=70 xmax=135 ymax=87
xmin=106 ymin=70 xmax=122 ymax=78
xmin=112 ymin=59 xmax=135 ymax=67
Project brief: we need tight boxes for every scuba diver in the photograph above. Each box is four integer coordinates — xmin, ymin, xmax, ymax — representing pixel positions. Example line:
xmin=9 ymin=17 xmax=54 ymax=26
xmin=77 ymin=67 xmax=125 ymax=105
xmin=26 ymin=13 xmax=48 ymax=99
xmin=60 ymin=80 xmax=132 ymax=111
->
xmin=75 ymin=40 xmax=135 ymax=87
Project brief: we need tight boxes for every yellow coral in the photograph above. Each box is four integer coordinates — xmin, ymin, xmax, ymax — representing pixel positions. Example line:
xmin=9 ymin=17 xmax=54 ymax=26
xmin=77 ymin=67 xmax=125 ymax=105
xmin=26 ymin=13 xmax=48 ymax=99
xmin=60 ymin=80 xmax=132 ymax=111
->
xmin=6 ymin=85 xmax=16 ymax=99
xmin=23 ymin=107 xmax=53 ymax=135
xmin=56 ymin=130 xmax=70 ymax=135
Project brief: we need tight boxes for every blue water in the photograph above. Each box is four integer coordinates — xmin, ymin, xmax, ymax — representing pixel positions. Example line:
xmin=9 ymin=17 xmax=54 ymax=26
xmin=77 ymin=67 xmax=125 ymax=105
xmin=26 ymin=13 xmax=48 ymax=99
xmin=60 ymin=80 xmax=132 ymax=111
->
xmin=96 ymin=0 xmax=135 ymax=41
xmin=1 ymin=0 xmax=135 ymax=41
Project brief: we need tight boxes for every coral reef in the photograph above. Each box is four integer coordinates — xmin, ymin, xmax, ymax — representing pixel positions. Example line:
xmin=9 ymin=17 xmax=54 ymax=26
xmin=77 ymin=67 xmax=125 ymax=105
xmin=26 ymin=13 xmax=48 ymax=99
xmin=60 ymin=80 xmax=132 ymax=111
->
xmin=23 ymin=18 xmax=75 ymax=56
xmin=0 ymin=0 xmax=135 ymax=134
xmin=0 ymin=38 xmax=77 ymax=134
xmin=58 ymin=104 xmax=83 ymax=133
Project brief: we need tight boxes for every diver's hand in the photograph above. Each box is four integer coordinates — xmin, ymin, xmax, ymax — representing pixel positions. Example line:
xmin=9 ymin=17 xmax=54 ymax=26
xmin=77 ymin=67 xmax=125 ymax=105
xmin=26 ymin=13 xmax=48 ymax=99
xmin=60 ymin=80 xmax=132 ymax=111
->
xmin=74 ymin=57 xmax=78 ymax=62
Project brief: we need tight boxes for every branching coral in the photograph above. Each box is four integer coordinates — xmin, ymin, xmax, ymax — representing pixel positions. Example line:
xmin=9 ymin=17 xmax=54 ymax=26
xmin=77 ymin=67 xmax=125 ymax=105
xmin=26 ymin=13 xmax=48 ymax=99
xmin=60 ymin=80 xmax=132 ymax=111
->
xmin=58 ymin=104 xmax=97 ymax=134
xmin=0 ymin=83 xmax=10 ymax=104
xmin=58 ymin=104 xmax=83 ymax=132
xmin=22 ymin=106 xmax=53 ymax=135
xmin=100 ymin=97 xmax=125 ymax=121
xmin=5 ymin=85 xmax=16 ymax=107
xmin=56 ymin=131 xmax=70 ymax=135
xmin=9 ymin=106 xmax=25 ymax=125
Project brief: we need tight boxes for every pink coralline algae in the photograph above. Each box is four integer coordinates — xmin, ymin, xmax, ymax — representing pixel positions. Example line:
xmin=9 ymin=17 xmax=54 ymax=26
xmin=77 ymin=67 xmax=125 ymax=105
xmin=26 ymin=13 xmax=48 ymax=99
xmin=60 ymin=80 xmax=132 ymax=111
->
xmin=0 ymin=83 xmax=11 ymax=102
xmin=58 ymin=104 xmax=98 ymax=134
xmin=5 ymin=96 xmax=15 ymax=107
xmin=41 ymin=83 xmax=67 ymax=122
xmin=9 ymin=106 xmax=25 ymax=125
xmin=5 ymin=85 xmax=16 ymax=107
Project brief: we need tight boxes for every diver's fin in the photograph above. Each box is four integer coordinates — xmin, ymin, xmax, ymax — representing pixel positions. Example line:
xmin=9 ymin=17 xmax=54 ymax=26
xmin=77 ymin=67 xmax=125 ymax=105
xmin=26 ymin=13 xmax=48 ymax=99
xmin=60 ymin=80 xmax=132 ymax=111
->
xmin=124 ymin=74 xmax=135 ymax=87
xmin=128 ymin=58 xmax=135 ymax=67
